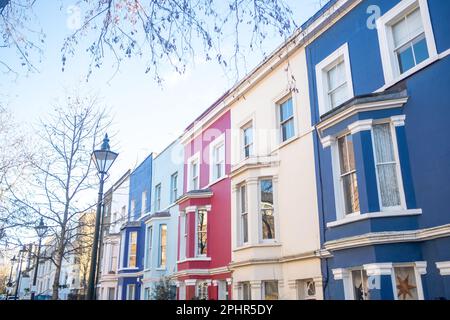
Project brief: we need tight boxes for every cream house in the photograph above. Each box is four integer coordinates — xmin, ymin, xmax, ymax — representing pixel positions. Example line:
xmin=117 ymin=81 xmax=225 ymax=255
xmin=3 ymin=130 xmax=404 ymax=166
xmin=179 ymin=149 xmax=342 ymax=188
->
xmin=227 ymin=38 xmax=323 ymax=300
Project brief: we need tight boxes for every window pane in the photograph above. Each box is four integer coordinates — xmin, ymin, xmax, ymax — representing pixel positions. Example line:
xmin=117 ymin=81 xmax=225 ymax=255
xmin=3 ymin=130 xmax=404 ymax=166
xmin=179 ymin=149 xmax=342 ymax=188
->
xmin=407 ymin=8 xmax=424 ymax=38
xmin=160 ymin=225 xmax=167 ymax=267
xmin=373 ymin=124 xmax=395 ymax=162
xmin=260 ymin=179 xmax=275 ymax=240
xmin=413 ymin=36 xmax=429 ymax=65
xmin=395 ymin=267 xmax=419 ymax=300
xmin=377 ymin=164 xmax=401 ymax=207
xmin=197 ymin=210 xmax=207 ymax=255
xmin=264 ymin=281 xmax=279 ymax=300
xmin=240 ymin=186 xmax=247 ymax=213
xmin=351 ymin=270 xmax=370 ymax=300
xmin=244 ymin=127 xmax=252 ymax=145
xmin=342 ymin=173 xmax=360 ymax=215
xmin=330 ymin=83 xmax=348 ymax=109
xmin=242 ymin=282 xmax=251 ymax=300
xmin=280 ymin=98 xmax=293 ymax=122
xmin=393 ymin=17 xmax=409 ymax=47
xmin=373 ymin=124 xmax=401 ymax=208
xmin=242 ymin=213 xmax=248 ymax=243
xmin=397 ymin=45 xmax=415 ymax=74
xmin=282 ymin=119 xmax=295 ymax=141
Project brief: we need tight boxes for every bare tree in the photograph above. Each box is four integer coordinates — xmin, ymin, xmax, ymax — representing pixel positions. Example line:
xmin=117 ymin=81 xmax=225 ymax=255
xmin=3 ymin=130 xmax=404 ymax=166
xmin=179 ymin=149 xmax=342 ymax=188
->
xmin=0 ymin=105 xmax=35 ymax=245
xmin=8 ymin=93 xmax=112 ymax=299
xmin=0 ymin=0 xmax=44 ymax=76
xmin=2 ymin=1 xmax=296 ymax=80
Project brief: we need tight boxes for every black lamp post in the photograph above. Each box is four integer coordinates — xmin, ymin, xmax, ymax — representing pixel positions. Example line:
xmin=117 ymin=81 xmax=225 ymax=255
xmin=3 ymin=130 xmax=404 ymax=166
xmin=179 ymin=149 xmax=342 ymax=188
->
xmin=86 ymin=134 xmax=118 ymax=300
xmin=6 ymin=255 xmax=17 ymax=298
xmin=14 ymin=245 xmax=27 ymax=300
xmin=31 ymin=218 xmax=48 ymax=300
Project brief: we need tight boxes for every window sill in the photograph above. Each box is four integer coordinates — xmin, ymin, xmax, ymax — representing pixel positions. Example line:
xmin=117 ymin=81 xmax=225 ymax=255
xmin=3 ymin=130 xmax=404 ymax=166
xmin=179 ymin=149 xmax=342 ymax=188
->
xmin=118 ymin=267 xmax=139 ymax=272
xmin=327 ymin=209 xmax=422 ymax=228
xmin=234 ymin=242 xmax=282 ymax=252
xmin=156 ymin=268 xmax=167 ymax=271
xmin=177 ymin=257 xmax=212 ymax=263
xmin=205 ymin=175 xmax=229 ymax=188
xmin=377 ymin=51 xmax=450 ymax=92
xmin=273 ymin=135 xmax=300 ymax=152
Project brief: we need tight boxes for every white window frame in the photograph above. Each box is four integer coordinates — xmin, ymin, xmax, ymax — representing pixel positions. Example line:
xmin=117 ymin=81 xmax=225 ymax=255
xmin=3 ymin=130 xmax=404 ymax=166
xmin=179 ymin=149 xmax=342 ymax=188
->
xmin=179 ymin=283 xmax=186 ymax=300
xmin=241 ymin=282 xmax=252 ymax=300
xmin=154 ymin=184 xmax=161 ymax=212
xmin=195 ymin=208 xmax=208 ymax=257
xmin=126 ymin=284 xmax=135 ymax=300
xmin=158 ymin=224 xmax=167 ymax=269
xmin=331 ymin=131 xmax=360 ymax=220
xmin=276 ymin=95 xmax=297 ymax=144
xmin=297 ymin=279 xmax=317 ymax=300
xmin=370 ymin=121 xmax=407 ymax=212
xmin=209 ymin=133 xmax=226 ymax=184
xmin=390 ymin=263 xmax=425 ymax=300
xmin=315 ymin=43 xmax=354 ymax=116
xmin=141 ymin=191 xmax=147 ymax=214
xmin=187 ymin=153 xmax=201 ymax=191
xmin=130 ymin=199 xmax=135 ymax=219
xmin=146 ymin=225 xmax=153 ymax=269
xmin=376 ymin=0 xmax=437 ymax=84
xmin=241 ymin=121 xmax=254 ymax=160
xmin=170 ymin=172 xmax=178 ymax=203
xmin=261 ymin=280 xmax=279 ymax=300
xmin=258 ymin=178 xmax=277 ymax=243
xmin=127 ymin=231 xmax=138 ymax=268
xmin=239 ymin=184 xmax=249 ymax=245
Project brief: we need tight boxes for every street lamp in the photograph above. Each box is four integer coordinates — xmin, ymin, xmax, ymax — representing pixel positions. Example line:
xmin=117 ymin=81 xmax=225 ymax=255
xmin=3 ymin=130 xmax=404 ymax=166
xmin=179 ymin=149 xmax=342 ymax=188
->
xmin=31 ymin=218 xmax=48 ymax=300
xmin=14 ymin=245 xmax=27 ymax=300
xmin=87 ymin=134 xmax=118 ymax=300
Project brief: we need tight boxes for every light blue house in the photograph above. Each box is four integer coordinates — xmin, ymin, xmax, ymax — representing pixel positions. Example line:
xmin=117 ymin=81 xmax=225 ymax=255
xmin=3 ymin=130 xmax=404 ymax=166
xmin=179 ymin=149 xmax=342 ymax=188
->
xmin=141 ymin=139 xmax=184 ymax=299
xmin=117 ymin=153 xmax=153 ymax=300
xmin=305 ymin=0 xmax=450 ymax=300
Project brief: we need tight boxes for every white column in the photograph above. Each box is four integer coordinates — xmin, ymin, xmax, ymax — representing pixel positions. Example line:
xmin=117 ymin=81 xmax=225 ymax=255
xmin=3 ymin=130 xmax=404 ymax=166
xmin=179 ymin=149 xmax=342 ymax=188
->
xmin=247 ymin=178 xmax=259 ymax=245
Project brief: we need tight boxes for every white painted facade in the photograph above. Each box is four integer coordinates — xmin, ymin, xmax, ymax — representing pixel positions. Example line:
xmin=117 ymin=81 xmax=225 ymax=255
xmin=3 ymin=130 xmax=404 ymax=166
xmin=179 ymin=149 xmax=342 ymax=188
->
xmin=228 ymin=45 xmax=323 ymax=300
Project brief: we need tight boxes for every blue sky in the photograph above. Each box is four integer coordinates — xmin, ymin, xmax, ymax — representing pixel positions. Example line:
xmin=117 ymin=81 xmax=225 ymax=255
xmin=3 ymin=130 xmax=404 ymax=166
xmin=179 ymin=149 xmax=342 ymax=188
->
xmin=0 ymin=1 xmax=325 ymax=188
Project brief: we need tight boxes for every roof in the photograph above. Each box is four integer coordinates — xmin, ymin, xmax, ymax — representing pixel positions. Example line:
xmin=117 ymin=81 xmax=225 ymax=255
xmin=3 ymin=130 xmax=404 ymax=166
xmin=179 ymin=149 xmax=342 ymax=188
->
xmin=181 ymin=0 xmax=353 ymax=136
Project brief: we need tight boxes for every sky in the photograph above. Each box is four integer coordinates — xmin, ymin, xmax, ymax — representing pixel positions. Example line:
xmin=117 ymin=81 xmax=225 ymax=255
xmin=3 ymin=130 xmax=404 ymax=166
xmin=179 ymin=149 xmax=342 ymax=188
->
xmin=0 ymin=0 xmax=326 ymax=195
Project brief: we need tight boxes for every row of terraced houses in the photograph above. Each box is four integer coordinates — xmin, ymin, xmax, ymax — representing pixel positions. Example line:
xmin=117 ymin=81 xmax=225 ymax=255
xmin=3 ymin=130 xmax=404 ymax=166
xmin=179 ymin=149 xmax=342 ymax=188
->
xmin=96 ymin=0 xmax=450 ymax=300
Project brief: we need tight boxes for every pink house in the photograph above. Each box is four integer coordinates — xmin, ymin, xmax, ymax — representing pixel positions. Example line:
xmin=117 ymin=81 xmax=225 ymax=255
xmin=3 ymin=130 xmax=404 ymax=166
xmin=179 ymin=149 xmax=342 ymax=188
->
xmin=175 ymin=97 xmax=232 ymax=300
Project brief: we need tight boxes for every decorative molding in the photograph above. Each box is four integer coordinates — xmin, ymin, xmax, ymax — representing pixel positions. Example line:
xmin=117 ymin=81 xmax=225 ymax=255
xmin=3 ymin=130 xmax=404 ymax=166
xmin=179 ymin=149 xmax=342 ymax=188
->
xmin=391 ymin=115 xmax=406 ymax=127
xmin=436 ymin=262 xmax=450 ymax=276
xmin=332 ymin=268 xmax=350 ymax=280
xmin=324 ymin=223 xmax=450 ymax=251
xmin=226 ymin=278 xmax=232 ymax=285
xmin=415 ymin=261 xmax=427 ymax=275
xmin=364 ymin=263 xmax=393 ymax=276
xmin=348 ymin=119 xmax=373 ymax=134
xmin=321 ymin=135 xmax=335 ymax=148
xmin=185 ymin=279 xmax=197 ymax=286
xmin=316 ymin=97 xmax=408 ymax=133
xmin=185 ymin=206 xmax=197 ymax=213
xmin=326 ymin=209 xmax=422 ymax=228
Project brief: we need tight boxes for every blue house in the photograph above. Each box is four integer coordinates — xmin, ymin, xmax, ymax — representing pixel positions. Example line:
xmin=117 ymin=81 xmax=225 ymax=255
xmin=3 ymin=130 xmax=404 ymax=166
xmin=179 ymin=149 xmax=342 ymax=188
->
xmin=305 ymin=0 xmax=450 ymax=300
xmin=117 ymin=153 xmax=153 ymax=300
xmin=141 ymin=139 xmax=184 ymax=300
